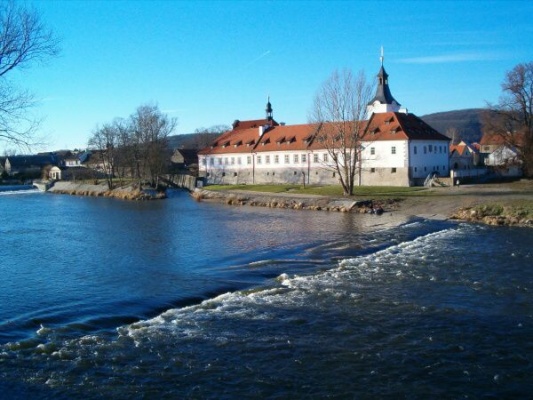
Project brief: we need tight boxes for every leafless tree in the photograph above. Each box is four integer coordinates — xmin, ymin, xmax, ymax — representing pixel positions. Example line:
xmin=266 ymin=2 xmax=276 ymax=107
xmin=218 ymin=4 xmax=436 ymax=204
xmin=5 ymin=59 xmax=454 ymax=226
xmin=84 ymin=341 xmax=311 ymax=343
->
xmin=484 ymin=62 xmax=533 ymax=177
xmin=193 ymin=125 xmax=230 ymax=149
xmin=445 ymin=127 xmax=459 ymax=144
xmin=88 ymin=121 xmax=121 ymax=189
xmin=309 ymin=69 xmax=373 ymax=195
xmin=0 ymin=1 xmax=60 ymax=149
xmin=129 ymin=104 xmax=177 ymax=187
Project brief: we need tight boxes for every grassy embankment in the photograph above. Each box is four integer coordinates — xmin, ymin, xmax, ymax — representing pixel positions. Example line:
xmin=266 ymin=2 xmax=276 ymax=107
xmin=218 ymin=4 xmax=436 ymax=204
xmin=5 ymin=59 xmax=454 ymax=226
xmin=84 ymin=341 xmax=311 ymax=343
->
xmin=206 ymin=184 xmax=428 ymax=197
xmin=204 ymin=183 xmax=533 ymax=225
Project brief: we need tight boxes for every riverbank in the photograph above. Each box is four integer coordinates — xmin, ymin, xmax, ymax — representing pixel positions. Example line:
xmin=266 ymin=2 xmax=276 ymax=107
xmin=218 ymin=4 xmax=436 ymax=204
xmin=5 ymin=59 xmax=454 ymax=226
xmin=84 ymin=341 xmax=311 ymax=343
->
xmin=193 ymin=180 xmax=533 ymax=227
xmin=48 ymin=181 xmax=166 ymax=200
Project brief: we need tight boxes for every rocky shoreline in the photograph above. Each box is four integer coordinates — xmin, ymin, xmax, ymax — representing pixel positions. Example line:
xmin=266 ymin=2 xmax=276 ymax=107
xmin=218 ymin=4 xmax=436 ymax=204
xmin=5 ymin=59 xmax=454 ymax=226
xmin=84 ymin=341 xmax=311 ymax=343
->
xmin=46 ymin=181 xmax=533 ymax=228
xmin=450 ymin=205 xmax=533 ymax=227
xmin=191 ymin=188 xmax=397 ymax=214
xmin=48 ymin=181 xmax=166 ymax=200
xmin=192 ymin=187 xmax=533 ymax=228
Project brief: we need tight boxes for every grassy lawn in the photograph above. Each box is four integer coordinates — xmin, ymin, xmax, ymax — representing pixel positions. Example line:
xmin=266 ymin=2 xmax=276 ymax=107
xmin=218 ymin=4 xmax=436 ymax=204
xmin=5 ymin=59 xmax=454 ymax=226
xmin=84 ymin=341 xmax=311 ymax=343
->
xmin=205 ymin=184 xmax=430 ymax=197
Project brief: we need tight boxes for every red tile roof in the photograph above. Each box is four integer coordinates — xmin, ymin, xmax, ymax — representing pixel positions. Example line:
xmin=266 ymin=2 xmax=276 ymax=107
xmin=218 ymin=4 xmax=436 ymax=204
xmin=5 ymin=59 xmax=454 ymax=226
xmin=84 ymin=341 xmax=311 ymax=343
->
xmin=479 ymin=131 xmax=525 ymax=146
xmin=231 ymin=119 xmax=278 ymax=130
xmin=363 ymin=112 xmax=450 ymax=141
xmin=199 ymin=112 xmax=449 ymax=156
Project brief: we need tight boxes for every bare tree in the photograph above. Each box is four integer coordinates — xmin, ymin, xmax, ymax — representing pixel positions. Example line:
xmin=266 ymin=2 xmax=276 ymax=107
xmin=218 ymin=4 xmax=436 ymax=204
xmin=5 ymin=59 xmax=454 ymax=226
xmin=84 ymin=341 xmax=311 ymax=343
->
xmin=193 ymin=125 xmax=230 ymax=149
xmin=309 ymin=69 xmax=373 ymax=195
xmin=484 ymin=62 xmax=533 ymax=177
xmin=88 ymin=121 xmax=121 ymax=189
xmin=0 ymin=1 xmax=60 ymax=149
xmin=129 ymin=104 xmax=177 ymax=187
xmin=445 ymin=127 xmax=459 ymax=144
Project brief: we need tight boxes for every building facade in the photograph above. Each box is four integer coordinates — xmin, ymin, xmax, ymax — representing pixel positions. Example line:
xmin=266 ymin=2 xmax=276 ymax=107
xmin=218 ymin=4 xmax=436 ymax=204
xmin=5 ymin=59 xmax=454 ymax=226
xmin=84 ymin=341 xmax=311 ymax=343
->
xmin=198 ymin=59 xmax=450 ymax=187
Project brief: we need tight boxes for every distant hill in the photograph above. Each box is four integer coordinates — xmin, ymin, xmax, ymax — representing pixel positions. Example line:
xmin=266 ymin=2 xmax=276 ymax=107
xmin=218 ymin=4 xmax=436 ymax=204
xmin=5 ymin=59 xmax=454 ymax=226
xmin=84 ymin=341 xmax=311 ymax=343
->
xmin=421 ymin=108 xmax=487 ymax=144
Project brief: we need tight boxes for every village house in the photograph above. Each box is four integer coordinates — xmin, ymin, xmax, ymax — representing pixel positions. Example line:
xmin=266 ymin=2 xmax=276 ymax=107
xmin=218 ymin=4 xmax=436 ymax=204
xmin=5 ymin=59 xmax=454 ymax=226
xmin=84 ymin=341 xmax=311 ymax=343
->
xmin=449 ymin=141 xmax=481 ymax=171
xmin=479 ymin=132 xmax=523 ymax=177
xmin=198 ymin=58 xmax=450 ymax=187
xmin=3 ymin=154 xmax=58 ymax=179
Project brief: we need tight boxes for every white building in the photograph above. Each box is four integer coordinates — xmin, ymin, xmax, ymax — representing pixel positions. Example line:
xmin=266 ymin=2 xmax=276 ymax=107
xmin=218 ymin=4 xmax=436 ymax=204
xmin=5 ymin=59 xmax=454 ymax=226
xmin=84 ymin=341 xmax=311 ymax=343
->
xmin=198 ymin=59 xmax=450 ymax=187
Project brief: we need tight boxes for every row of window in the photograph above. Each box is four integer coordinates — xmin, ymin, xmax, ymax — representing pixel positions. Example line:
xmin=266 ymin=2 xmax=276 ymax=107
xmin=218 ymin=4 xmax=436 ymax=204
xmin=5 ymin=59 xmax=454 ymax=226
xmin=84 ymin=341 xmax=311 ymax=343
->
xmin=203 ymin=144 xmax=448 ymax=167
xmin=204 ymin=152 xmax=332 ymax=167
xmin=367 ymin=145 xmax=447 ymax=156
xmin=413 ymin=145 xmax=447 ymax=155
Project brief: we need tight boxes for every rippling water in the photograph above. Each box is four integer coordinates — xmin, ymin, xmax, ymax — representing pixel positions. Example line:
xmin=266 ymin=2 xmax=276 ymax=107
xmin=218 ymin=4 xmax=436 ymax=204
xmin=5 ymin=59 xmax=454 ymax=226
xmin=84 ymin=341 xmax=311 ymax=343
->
xmin=0 ymin=188 xmax=532 ymax=399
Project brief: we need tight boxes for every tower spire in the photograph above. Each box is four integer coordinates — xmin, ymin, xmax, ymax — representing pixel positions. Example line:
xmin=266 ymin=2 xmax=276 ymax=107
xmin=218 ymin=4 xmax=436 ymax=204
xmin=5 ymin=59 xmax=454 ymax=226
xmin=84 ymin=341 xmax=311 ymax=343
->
xmin=366 ymin=48 xmax=403 ymax=117
xmin=265 ymin=96 xmax=273 ymax=121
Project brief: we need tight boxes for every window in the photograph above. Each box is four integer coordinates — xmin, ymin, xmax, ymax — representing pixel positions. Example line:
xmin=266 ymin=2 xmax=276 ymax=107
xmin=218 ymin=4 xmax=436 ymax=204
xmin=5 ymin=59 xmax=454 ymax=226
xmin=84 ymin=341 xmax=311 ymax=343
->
xmin=391 ymin=168 xmax=397 ymax=173
xmin=429 ymin=145 xmax=433 ymax=153
xmin=294 ymin=154 xmax=299 ymax=163
xmin=201 ymin=158 xmax=206 ymax=166
xmin=391 ymin=146 xmax=396 ymax=155
xmin=274 ymin=155 xmax=279 ymax=164
xmin=323 ymin=153 xmax=328 ymax=162
xmin=266 ymin=155 xmax=270 ymax=164
xmin=237 ymin=157 xmax=242 ymax=165
xmin=302 ymin=154 xmax=307 ymax=163
xmin=231 ymin=157 xmax=235 ymax=165
xmin=424 ymin=146 xmax=427 ymax=154
xmin=414 ymin=167 xmax=417 ymax=172
xmin=414 ymin=146 xmax=417 ymax=155
xmin=210 ymin=158 xmax=214 ymax=166
xmin=284 ymin=154 xmax=290 ymax=164
xmin=218 ymin=158 xmax=222 ymax=165
xmin=370 ymin=147 xmax=375 ymax=155
xmin=247 ymin=156 xmax=252 ymax=165
xmin=313 ymin=154 xmax=319 ymax=163
xmin=257 ymin=155 xmax=262 ymax=164
xmin=371 ymin=168 xmax=375 ymax=173
xmin=224 ymin=158 xmax=228 ymax=165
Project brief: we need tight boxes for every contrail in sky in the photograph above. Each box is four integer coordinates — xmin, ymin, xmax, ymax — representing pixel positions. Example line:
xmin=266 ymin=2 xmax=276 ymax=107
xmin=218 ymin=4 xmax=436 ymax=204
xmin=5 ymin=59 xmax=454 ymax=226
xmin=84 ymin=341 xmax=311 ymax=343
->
xmin=245 ymin=50 xmax=271 ymax=68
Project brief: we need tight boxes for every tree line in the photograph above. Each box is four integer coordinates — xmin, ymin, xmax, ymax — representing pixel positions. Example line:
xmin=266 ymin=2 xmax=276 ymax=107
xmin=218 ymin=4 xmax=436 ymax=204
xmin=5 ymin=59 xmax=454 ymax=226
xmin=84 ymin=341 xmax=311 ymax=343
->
xmin=88 ymin=104 xmax=177 ymax=190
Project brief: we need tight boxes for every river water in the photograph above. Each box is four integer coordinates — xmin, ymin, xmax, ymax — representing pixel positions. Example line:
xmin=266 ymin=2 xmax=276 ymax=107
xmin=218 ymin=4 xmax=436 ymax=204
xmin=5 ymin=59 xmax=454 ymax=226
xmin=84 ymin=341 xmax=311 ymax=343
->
xmin=0 ymin=188 xmax=532 ymax=399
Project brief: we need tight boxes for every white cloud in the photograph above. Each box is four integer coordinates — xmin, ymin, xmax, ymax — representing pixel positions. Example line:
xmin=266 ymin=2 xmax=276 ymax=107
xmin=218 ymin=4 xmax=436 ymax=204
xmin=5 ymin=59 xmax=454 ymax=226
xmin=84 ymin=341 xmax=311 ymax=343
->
xmin=398 ymin=52 xmax=501 ymax=64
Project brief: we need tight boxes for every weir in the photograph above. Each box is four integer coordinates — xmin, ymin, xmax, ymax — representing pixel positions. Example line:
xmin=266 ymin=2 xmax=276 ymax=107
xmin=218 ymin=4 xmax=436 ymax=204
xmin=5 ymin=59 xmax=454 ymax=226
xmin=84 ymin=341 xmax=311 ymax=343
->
xmin=159 ymin=174 xmax=198 ymax=191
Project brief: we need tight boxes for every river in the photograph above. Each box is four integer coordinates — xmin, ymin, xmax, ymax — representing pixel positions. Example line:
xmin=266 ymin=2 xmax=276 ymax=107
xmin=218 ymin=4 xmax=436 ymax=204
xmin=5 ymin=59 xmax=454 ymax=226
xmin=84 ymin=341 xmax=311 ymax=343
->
xmin=0 ymin=188 xmax=532 ymax=398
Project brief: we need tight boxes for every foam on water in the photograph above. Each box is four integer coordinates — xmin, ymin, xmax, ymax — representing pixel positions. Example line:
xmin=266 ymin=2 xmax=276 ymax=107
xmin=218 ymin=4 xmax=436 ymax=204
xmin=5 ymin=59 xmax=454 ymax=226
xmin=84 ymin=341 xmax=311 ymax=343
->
xmin=2 ymin=219 xmax=532 ymax=399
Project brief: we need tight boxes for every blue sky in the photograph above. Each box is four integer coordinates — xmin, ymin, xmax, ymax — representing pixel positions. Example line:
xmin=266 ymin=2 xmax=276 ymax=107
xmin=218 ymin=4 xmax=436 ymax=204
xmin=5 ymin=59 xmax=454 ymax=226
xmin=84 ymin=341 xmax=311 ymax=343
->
xmin=14 ymin=0 xmax=533 ymax=152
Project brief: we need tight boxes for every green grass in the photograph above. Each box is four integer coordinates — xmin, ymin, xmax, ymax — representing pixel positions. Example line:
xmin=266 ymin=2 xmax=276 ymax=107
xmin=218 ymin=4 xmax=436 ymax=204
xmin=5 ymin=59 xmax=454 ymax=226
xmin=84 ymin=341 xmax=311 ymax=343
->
xmin=205 ymin=184 xmax=429 ymax=197
xmin=472 ymin=200 xmax=533 ymax=219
